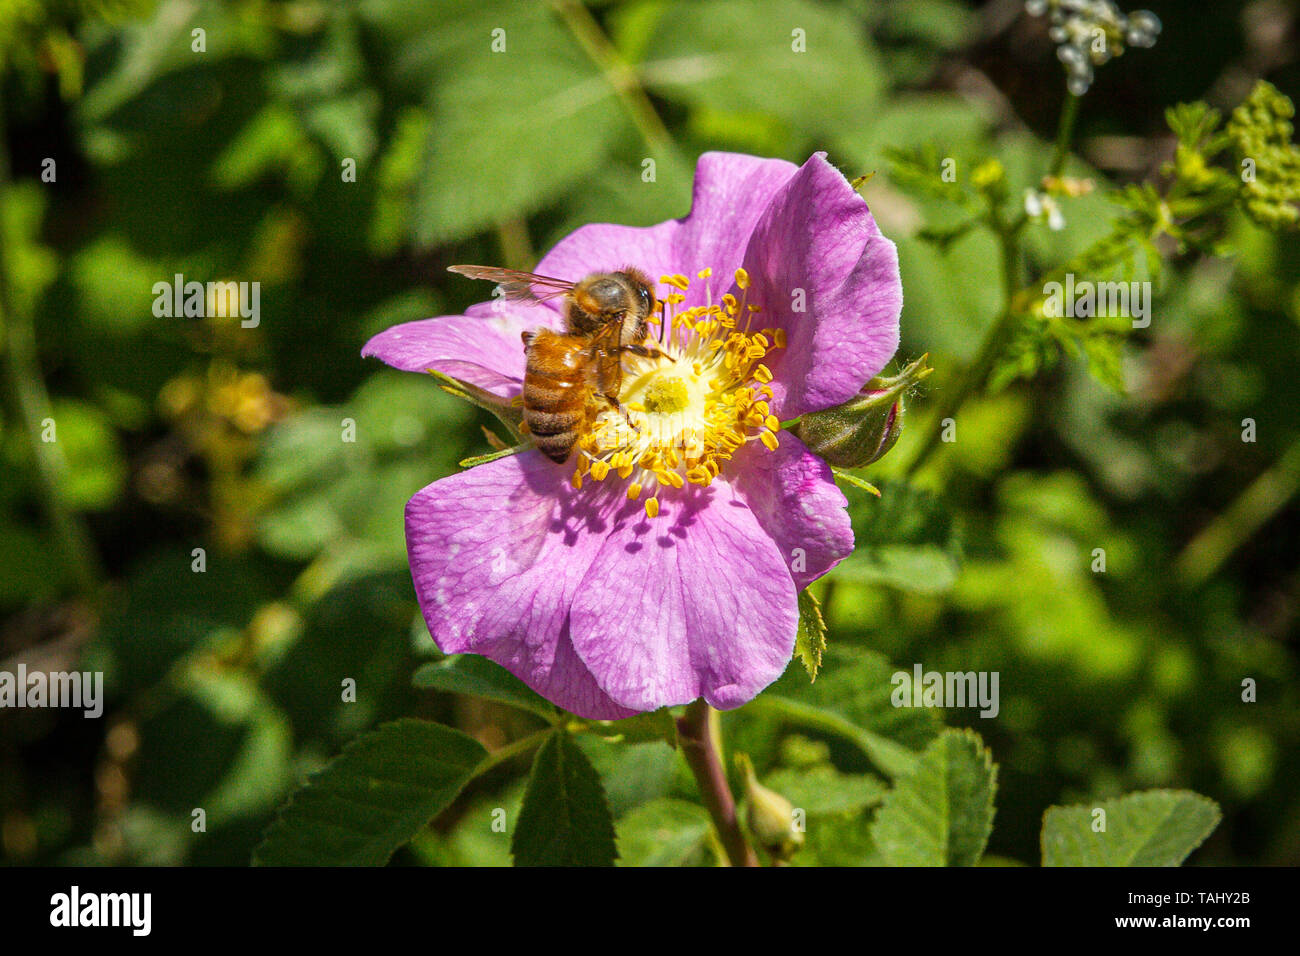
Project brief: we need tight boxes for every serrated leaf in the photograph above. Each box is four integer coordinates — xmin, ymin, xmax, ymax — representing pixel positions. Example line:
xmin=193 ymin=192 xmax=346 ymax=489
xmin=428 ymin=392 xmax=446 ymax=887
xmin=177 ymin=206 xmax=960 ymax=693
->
xmin=413 ymin=654 xmax=556 ymax=721
xmin=512 ymin=730 xmax=617 ymax=866
xmin=254 ymin=718 xmax=487 ymax=865
xmin=794 ymin=589 xmax=827 ymax=681
xmin=1041 ymin=790 xmax=1222 ymax=867
xmin=870 ymin=728 xmax=997 ymax=866
xmin=616 ymin=799 xmax=713 ymax=867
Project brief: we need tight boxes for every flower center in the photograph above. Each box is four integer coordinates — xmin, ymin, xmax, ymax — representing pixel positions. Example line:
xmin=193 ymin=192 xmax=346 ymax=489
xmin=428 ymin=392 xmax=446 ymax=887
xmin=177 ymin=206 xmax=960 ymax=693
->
xmin=640 ymin=376 xmax=691 ymax=414
xmin=571 ymin=267 xmax=785 ymax=519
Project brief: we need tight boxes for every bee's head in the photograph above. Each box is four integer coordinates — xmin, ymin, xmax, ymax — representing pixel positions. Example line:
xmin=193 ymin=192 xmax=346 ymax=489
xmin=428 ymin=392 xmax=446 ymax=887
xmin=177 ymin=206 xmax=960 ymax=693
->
xmin=569 ymin=269 xmax=656 ymax=341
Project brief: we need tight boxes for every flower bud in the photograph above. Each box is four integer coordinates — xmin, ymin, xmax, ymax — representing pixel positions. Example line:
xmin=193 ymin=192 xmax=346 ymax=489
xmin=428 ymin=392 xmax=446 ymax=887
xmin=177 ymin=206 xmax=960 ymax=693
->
xmin=792 ymin=355 xmax=931 ymax=468
xmin=736 ymin=753 xmax=803 ymax=864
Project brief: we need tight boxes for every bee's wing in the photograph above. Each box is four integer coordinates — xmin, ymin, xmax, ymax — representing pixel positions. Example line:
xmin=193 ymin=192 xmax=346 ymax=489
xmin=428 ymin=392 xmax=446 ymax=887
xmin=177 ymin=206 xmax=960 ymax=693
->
xmin=447 ymin=265 xmax=576 ymax=302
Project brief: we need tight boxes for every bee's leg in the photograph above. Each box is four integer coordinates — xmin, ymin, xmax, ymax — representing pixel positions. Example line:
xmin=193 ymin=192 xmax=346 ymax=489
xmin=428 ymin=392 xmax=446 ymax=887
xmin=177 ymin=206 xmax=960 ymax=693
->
xmin=618 ymin=343 xmax=670 ymax=362
xmin=601 ymin=393 xmax=643 ymax=434
xmin=594 ymin=353 xmax=641 ymax=434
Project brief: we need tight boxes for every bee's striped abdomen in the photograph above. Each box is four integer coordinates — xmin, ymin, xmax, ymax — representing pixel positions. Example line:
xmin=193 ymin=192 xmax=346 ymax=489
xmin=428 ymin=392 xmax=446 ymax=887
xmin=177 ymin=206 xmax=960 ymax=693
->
xmin=521 ymin=330 xmax=591 ymax=463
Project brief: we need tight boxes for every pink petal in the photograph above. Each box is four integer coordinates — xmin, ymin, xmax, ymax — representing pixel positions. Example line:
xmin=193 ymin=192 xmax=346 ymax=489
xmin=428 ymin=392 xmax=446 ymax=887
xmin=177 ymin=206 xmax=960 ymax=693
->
xmin=536 ymin=152 xmax=801 ymax=310
xmin=405 ymin=451 xmax=638 ymax=719
xmin=568 ymin=483 xmax=798 ymax=713
xmin=361 ymin=300 xmax=561 ymax=398
xmin=740 ymin=152 xmax=902 ymax=418
xmin=730 ymin=433 xmax=854 ymax=591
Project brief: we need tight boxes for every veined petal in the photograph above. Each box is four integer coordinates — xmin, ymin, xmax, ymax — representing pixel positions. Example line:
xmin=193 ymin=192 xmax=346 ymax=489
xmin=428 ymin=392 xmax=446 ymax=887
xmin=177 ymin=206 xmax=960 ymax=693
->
xmin=730 ymin=432 xmax=854 ymax=591
xmin=568 ymin=484 xmax=798 ymax=713
xmin=739 ymin=152 xmax=902 ymax=419
xmin=405 ymin=451 xmax=637 ymax=719
xmin=361 ymin=300 xmax=561 ymax=398
xmin=536 ymin=152 xmax=800 ymax=310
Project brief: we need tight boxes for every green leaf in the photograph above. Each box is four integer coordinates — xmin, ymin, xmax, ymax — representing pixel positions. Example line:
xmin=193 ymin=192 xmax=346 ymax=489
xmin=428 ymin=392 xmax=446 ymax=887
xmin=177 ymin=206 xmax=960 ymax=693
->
xmin=831 ymin=480 xmax=961 ymax=594
xmin=762 ymin=765 xmax=887 ymax=817
xmin=253 ymin=718 xmax=487 ymax=866
xmin=793 ymin=589 xmax=828 ymax=681
xmin=1041 ymin=790 xmax=1222 ymax=867
xmin=763 ymin=646 xmax=941 ymax=778
xmin=512 ymin=730 xmax=618 ymax=866
xmin=616 ymin=799 xmax=713 ymax=867
xmin=413 ymin=6 xmax=626 ymax=244
xmin=413 ymin=654 xmax=556 ymax=721
xmin=870 ymin=728 xmax=997 ymax=866
xmin=623 ymin=0 xmax=884 ymax=136
xmin=588 ymin=709 xmax=677 ymax=747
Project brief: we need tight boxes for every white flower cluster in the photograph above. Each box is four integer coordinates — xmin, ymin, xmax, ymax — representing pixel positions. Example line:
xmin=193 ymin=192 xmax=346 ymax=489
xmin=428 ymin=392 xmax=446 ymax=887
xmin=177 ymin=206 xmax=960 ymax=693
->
xmin=1025 ymin=0 xmax=1161 ymax=96
xmin=1024 ymin=189 xmax=1066 ymax=230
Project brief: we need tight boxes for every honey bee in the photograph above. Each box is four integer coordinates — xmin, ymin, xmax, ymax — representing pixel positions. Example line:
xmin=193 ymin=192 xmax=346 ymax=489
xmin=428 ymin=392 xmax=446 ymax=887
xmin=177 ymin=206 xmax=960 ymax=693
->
xmin=448 ymin=264 xmax=663 ymax=463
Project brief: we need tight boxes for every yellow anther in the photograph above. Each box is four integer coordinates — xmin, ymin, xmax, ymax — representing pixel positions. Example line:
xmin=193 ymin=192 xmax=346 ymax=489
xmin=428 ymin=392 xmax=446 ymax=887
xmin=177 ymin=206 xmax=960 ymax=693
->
xmin=774 ymin=328 xmax=787 ymax=349
xmin=590 ymin=459 xmax=611 ymax=481
xmin=760 ymin=430 xmax=780 ymax=451
xmin=697 ymin=267 xmax=712 ymax=279
xmin=734 ymin=267 xmax=750 ymax=290
xmin=661 ymin=274 xmax=689 ymax=291
xmin=764 ymin=415 xmax=781 ymax=432
xmin=753 ymin=364 xmax=773 ymax=383
xmin=627 ymin=482 xmax=642 ymax=500
xmin=645 ymin=497 xmax=660 ymax=519
xmin=571 ymin=469 xmax=583 ymax=490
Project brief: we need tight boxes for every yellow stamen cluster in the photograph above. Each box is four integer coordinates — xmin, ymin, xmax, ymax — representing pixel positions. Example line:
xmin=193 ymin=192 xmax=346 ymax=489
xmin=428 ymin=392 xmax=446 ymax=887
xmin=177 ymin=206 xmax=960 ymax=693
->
xmin=570 ymin=268 xmax=785 ymax=518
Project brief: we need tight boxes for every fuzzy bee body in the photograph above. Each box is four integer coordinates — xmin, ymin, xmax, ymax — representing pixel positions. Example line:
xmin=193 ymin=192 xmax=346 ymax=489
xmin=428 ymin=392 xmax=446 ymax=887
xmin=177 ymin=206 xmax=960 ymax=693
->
xmin=448 ymin=264 xmax=661 ymax=464
xmin=520 ymin=328 xmax=597 ymax=463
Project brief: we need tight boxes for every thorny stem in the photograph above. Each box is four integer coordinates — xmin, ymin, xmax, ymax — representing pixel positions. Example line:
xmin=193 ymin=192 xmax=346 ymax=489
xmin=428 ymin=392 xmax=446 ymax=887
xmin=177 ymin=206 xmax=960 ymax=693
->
xmin=0 ymin=98 xmax=101 ymax=593
xmin=677 ymin=699 xmax=759 ymax=867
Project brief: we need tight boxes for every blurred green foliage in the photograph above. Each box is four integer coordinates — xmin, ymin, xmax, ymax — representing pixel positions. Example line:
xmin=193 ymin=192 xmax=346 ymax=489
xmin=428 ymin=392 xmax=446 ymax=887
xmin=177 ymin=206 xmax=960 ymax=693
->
xmin=1 ymin=0 xmax=1297 ymax=866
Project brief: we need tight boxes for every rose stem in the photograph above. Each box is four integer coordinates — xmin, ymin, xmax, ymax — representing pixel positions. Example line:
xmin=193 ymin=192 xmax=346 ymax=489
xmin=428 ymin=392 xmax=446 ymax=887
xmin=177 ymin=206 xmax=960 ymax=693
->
xmin=676 ymin=699 xmax=759 ymax=867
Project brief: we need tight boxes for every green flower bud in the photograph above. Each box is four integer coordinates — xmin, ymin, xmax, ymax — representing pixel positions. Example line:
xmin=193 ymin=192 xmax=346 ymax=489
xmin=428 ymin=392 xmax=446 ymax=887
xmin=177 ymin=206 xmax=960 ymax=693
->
xmin=737 ymin=753 xmax=803 ymax=864
xmin=792 ymin=355 xmax=931 ymax=468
